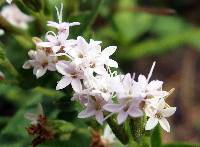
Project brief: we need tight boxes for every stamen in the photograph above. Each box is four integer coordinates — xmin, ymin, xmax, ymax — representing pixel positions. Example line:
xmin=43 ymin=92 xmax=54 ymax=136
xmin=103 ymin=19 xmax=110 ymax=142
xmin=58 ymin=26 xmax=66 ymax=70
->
xmin=46 ymin=31 xmax=57 ymax=37
xmin=55 ymin=3 xmax=63 ymax=23
xmin=147 ymin=61 xmax=156 ymax=82
xmin=69 ymin=22 xmax=81 ymax=26
xmin=103 ymin=112 xmax=115 ymax=121
xmin=164 ymin=88 xmax=175 ymax=99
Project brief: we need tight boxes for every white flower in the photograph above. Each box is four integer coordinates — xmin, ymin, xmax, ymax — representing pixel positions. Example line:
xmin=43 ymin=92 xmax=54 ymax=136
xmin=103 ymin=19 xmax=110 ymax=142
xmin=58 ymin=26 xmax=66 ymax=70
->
xmin=47 ymin=21 xmax=80 ymax=35
xmin=47 ymin=3 xmax=80 ymax=36
xmin=78 ymin=95 xmax=106 ymax=125
xmin=100 ymin=46 xmax=118 ymax=68
xmin=56 ymin=61 xmax=84 ymax=92
xmin=145 ymin=98 xmax=176 ymax=132
xmin=0 ymin=29 xmax=4 ymax=36
xmin=68 ymin=36 xmax=117 ymax=75
xmin=1 ymin=4 xmax=33 ymax=29
xmin=88 ymin=74 xmax=114 ymax=101
xmin=68 ymin=36 xmax=101 ymax=64
xmin=71 ymin=89 xmax=91 ymax=105
xmin=101 ymin=125 xmax=115 ymax=145
xmin=23 ymin=49 xmax=57 ymax=78
xmin=136 ymin=62 xmax=168 ymax=98
xmin=113 ymin=73 xmax=141 ymax=99
xmin=37 ymin=32 xmax=76 ymax=54
xmin=6 ymin=0 xmax=12 ymax=4
xmin=104 ymin=73 xmax=144 ymax=124
xmin=104 ymin=98 xmax=144 ymax=125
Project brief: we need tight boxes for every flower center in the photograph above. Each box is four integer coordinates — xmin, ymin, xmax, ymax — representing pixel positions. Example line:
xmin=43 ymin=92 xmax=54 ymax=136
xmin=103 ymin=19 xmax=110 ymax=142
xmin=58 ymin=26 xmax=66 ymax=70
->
xmin=90 ymin=62 xmax=96 ymax=68
xmin=70 ymin=73 xmax=78 ymax=78
xmin=155 ymin=112 xmax=162 ymax=119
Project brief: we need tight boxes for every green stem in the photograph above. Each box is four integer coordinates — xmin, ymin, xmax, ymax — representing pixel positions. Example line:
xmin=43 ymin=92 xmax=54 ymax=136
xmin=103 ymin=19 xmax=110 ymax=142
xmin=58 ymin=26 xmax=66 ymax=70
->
xmin=106 ymin=116 xmax=129 ymax=145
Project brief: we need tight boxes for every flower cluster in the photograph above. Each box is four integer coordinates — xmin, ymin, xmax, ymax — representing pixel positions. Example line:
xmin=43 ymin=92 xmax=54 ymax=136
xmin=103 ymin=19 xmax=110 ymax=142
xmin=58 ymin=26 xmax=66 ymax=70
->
xmin=23 ymin=4 xmax=176 ymax=132
xmin=1 ymin=4 xmax=33 ymax=29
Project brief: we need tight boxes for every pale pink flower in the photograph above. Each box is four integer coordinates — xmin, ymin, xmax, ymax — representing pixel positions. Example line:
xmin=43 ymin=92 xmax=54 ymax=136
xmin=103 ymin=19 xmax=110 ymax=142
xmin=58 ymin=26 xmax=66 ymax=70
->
xmin=136 ymin=62 xmax=168 ymax=98
xmin=37 ymin=32 xmax=76 ymax=54
xmin=78 ymin=95 xmax=106 ymax=125
xmin=145 ymin=98 xmax=176 ymax=132
xmin=47 ymin=21 xmax=80 ymax=35
xmin=1 ymin=4 xmax=33 ymax=29
xmin=23 ymin=49 xmax=57 ymax=78
xmin=56 ymin=61 xmax=83 ymax=92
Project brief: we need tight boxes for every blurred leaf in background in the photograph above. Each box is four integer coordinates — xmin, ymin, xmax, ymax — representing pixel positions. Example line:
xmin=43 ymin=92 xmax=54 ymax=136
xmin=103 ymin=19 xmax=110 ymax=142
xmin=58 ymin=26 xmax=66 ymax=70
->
xmin=0 ymin=0 xmax=200 ymax=146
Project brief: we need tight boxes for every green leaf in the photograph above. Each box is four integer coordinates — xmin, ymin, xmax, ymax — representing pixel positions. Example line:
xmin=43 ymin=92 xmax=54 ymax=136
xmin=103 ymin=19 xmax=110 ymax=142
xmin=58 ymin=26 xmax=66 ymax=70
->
xmin=119 ymin=28 xmax=200 ymax=60
xmin=113 ymin=0 xmax=153 ymax=44
xmin=0 ymin=93 xmax=42 ymax=146
xmin=0 ymin=45 xmax=19 ymax=78
xmin=151 ymin=125 xmax=162 ymax=147
xmin=52 ymin=120 xmax=76 ymax=134
xmin=107 ymin=116 xmax=129 ymax=145
xmin=114 ymin=12 xmax=153 ymax=44
xmin=151 ymin=16 xmax=189 ymax=36
xmin=139 ymin=136 xmax=151 ymax=147
xmin=69 ymin=0 xmax=104 ymax=36
xmin=162 ymin=143 xmax=200 ymax=147
xmin=32 ymin=86 xmax=64 ymax=98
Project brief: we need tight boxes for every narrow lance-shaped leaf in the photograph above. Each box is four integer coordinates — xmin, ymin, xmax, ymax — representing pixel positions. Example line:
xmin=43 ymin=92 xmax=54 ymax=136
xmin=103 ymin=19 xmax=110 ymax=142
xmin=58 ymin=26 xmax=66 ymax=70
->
xmin=69 ymin=0 xmax=104 ymax=36
xmin=0 ymin=45 xmax=19 ymax=78
xmin=151 ymin=125 xmax=162 ymax=147
xmin=106 ymin=116 xmax=129 ymax=145
xmin=118 ymin=28 xmax=200 ymax=60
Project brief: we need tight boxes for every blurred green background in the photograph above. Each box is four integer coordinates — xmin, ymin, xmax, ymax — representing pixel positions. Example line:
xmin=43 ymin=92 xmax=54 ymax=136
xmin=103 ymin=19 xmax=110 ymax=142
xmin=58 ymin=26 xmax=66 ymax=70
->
xmin=1 ymin=0 xmax=200 ymax=146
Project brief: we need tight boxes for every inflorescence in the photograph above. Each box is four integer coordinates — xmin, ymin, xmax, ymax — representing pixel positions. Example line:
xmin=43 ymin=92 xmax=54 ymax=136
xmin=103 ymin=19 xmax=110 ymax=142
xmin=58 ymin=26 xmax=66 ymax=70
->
xmin=23 ymin=4 xmax=176 ymax=133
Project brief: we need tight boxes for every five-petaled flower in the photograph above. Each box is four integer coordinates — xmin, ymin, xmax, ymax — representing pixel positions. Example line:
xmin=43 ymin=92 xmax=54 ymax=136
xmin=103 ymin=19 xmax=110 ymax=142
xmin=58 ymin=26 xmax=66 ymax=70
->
xmin=145 ymin=98 xmax=176 ymax=132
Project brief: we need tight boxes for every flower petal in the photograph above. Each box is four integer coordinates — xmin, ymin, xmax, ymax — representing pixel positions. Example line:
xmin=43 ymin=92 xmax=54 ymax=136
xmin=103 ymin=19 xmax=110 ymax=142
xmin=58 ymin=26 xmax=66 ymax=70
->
xmin=138 ymin=75 xmax=147 ymax=89
xmin=78 ymin=108 xmax=96 ymax=118
xmin=95 ymin=111 xmax=104 ymax=125
xmin=47 ymin=21 xmax=59 ymax=28
xmin=71 ymin=79 xmax=82 ymax=92
xmin=56 ymin=76 xmax=71 ymax=90
xmin=77 ymin=36 xmax=88 ymax=49
xmin=46 ymin=34 xmax=57 ymax=44
xmin=161 ymin=107 xmax=176 ymax=118
xmin=36 ymin=67 xmax=47 ymax=78
xmin=157 ymin=98 xmax=166 ymax=110
xmin=107 ymin=59 xmax=118 ymax=68
xmin=56 ymin=61 xmax=70 ymax=76
xmin=159 ymin=117 xmax=170 ymax=132
xmin=23 ymin=61 xmax=31 ymax=69
xmin=102 ymin=46 xmax=117 ymax=57
xmin=37 ymin=42 xmax=53 ymax=47
xmin=147 ymin=80 xmax=163 ymax=91
xmin=94 ymin=66 xmax=107 ymax=75
xmin=117 ymin=110 xmax=128 ymax=125
xmin=47 ymin=63 xmax=56 ymax=71
xmin=145 ymin=117 xmax=158 ymax=130
xmin=103 ymin=104 xmax=122 ymax=113
xmin=128 ymin=107 xmax=143 ymax=118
